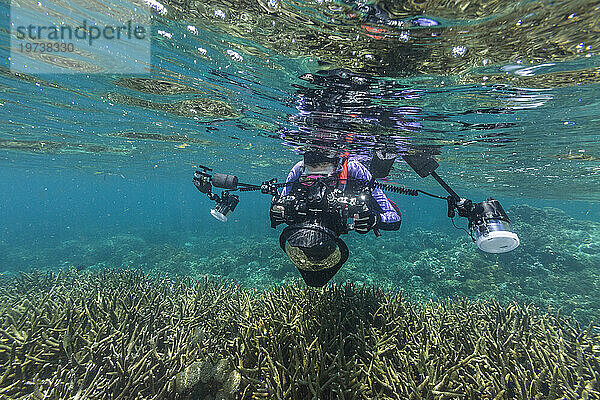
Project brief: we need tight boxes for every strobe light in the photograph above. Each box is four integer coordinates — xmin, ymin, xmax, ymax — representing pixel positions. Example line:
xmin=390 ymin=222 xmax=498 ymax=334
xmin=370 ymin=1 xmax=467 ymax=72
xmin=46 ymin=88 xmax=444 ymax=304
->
xmin=211 ymin=192 xmax=239 ymax=222
xmin=469 ymin=198 xmax=520 ymax=253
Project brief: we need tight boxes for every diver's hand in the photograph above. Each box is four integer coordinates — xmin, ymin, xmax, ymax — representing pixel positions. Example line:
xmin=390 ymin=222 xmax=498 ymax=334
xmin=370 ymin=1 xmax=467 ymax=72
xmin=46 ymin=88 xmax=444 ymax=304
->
xmin=270 ymin=205 xmax=285 ymax=226
xmin=354 ymin=211 xmax=377 ymax=234
xmin=269 ymin=197 xmax=288 ymax=227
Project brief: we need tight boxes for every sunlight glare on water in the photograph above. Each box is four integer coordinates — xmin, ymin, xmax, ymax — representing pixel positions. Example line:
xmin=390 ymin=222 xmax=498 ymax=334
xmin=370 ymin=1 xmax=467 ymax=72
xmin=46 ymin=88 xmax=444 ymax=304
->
xmin=0 ymin=0 xmax=598 ymax=199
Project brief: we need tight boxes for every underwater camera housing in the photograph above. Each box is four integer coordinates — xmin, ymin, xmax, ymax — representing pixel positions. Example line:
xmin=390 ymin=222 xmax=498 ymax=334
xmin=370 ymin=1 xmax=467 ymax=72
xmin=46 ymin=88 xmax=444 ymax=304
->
xmin=466 ymin=198 xmax=520 ymax=254
xmin=269 ymin=177 xmax=371 ymax=235
xmin=279 ymin=222 xmax=350 ymax=287
xmin=269 ymin=178 xmax=373 ymax=286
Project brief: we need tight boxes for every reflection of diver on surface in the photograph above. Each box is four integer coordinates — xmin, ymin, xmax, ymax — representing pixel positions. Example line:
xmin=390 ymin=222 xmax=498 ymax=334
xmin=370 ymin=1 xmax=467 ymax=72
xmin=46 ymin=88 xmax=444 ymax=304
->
xmin=282 ymin=68 xmax=423 ymax=154
xmin=350 ymin=2 xmax=440 ymax=28
xmin=193 ymin=149 xmax=520 ymax=287
xmin=285 ymin=68 xmax=519 ymax=153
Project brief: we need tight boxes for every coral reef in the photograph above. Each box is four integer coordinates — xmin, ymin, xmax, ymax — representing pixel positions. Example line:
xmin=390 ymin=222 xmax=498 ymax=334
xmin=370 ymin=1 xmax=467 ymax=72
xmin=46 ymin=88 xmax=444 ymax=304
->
xmin=342 ymin=204 xmax=600 ymax=324
xmin=0 ymin=269 xmax=242 ymax=399
xmin=0 ymin=268 xmax=599 ymax=399
xmin=1 ymin=205 xmax=599 ymax=324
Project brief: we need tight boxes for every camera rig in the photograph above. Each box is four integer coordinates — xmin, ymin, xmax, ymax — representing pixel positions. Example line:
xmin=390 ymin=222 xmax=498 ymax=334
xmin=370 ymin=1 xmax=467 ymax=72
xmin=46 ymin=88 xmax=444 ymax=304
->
xmin=193 ymin=154 xmax=520 ymax=254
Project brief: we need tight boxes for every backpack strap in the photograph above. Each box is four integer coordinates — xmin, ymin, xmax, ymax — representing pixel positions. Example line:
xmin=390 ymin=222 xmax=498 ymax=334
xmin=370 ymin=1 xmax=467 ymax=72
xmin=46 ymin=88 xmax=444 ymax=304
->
xmin=337 ymin=152 xmax=349 ymax=190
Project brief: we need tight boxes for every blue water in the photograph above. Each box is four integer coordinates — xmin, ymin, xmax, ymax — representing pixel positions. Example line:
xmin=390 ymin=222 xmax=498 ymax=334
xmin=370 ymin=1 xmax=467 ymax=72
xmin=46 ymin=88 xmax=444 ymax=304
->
xmin=1 ymin=0 xmax=599 ymax=311
xmin=2 ymin=165 xmax=597 ymax=266
xmin=2 ymin=3 xmax=600 ymax=398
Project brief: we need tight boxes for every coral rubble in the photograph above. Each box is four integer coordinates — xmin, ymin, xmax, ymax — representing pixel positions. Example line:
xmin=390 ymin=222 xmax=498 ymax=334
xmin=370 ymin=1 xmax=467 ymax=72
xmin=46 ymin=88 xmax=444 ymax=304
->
xmin=0 ymin=268 xmax=598 ymax=399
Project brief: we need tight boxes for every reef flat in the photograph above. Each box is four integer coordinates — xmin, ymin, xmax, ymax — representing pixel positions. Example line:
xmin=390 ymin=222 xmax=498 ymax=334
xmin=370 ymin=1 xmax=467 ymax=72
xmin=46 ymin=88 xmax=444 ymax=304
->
xmin=0 ymin=268 xmax=598 ymax=399
xmin=3 ymin=205 xmax=598 ymax=324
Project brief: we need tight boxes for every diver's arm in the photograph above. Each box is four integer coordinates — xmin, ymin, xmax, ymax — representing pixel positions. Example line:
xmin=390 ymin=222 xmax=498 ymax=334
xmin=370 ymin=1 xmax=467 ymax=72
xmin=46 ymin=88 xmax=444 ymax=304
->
xmin=370 ymin=189 xmax=401 ymax=230
xmin=280 ymin=161 xmax=304 ymax=196
xmin=270 ymin=161 xmax=304 ymax=228
xmin=347 ymin=160 xmax=401 ymax=230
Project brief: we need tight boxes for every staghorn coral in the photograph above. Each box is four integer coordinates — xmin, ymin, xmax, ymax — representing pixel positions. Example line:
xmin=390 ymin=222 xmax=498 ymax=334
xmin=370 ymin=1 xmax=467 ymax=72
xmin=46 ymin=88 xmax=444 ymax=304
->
xmin=0 ymin=269 xmax=242 ymax=399
xmin=3 ymin=203 xmax=599 ymax=323
xmin=0 ymin=268 xmax=599 ymax=399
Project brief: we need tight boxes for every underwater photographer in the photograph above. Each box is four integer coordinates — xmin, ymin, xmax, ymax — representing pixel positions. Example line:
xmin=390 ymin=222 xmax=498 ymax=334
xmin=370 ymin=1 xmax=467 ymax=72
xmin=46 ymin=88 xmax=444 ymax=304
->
xmin=192 ymin=147 xmax=521 ymax=288
xmin=269 ymin=147 xmax=401 ymax=286
xmin=193 ymin=68 xmax=520 ymax=287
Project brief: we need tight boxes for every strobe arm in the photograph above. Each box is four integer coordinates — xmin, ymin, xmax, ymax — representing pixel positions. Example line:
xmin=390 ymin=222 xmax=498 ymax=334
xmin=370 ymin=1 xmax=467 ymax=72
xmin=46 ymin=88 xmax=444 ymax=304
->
xmin=402 ymin=153 xmax=519 ymax=253
xmin=401 ymin=156 xmax=481 ymax=225
xmin=193 ymin=167 xmax=290 ymax=223
xmin=402 ymin=152 xmax=466 ymax=218
xmin=431 ymin=171 xmax=460 ymax=202
xmin=193 ymin=169 xmax=261 ymax=193
xmin=211 ymin=173 xmax=238 ymax=190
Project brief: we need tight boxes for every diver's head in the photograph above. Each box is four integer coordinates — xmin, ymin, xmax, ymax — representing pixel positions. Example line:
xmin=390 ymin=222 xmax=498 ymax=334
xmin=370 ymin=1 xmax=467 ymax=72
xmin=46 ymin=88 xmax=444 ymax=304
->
xmin=280 ymin=222 xmax=349 ymax=287
xmin=303 ymin=148 xmax=339 ymax=175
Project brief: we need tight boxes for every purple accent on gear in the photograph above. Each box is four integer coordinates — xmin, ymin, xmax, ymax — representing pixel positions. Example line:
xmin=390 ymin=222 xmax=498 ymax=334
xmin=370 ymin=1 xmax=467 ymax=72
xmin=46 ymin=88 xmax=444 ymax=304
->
xmin=281 ymin=160 xmax=401 ymax=226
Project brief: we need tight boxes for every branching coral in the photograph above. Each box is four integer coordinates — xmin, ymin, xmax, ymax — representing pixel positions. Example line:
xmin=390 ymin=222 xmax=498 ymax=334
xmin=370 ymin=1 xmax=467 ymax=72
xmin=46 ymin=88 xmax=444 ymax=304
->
xmin=0 ymin=268 xmax=599 ymax=399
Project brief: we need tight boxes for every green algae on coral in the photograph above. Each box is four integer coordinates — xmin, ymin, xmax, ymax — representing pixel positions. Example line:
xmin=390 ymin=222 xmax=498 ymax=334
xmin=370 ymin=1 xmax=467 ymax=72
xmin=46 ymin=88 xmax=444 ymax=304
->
xmin=0 ymin=138 xmax=131 ymax=154
xmin=114 ymin=78 xmax=202 ymax=95
xmin=106 ymin=131 xmax=213 ymax=145
xmin=0 ymin=268 xmax=599 ymax=399
xmin=106 ymin=93 xmax=240 ymax=119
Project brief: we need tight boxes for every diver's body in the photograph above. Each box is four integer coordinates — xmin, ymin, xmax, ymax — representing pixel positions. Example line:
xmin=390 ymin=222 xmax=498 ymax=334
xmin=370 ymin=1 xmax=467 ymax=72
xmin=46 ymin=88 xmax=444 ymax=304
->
xmin=271 ymin=149 xmax=401 ymax=287
xmin=281 ymin=157 xmax=401 ymax=232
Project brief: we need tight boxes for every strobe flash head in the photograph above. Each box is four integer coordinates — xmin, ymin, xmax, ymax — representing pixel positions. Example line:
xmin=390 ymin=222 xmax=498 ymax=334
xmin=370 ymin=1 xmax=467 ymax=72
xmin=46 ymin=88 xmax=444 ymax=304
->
xmin=469 ymin=198 xmax=520 ymax=253
xmin=211 ymin=192 xmax=239 ymax=222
